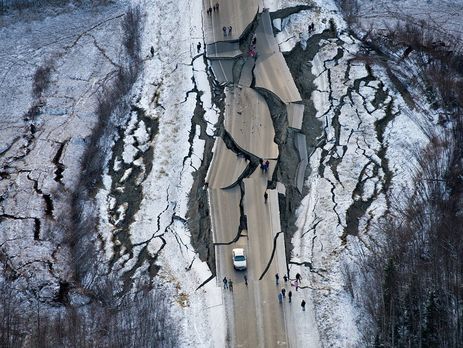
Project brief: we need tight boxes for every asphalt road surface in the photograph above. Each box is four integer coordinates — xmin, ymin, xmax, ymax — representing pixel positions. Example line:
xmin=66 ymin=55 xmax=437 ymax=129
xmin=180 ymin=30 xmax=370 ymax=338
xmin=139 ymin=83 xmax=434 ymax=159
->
xmin=203 ymin=1 xmax=297 ymax=346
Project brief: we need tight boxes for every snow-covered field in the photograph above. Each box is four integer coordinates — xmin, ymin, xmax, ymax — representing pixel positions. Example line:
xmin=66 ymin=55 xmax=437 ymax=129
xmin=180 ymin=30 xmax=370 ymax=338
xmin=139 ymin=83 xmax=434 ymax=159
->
xmin=271 ymin=0 xmax=461 ymax=346
xmin=356 ymin=0 xmax=463 ymax=41
xmin=0 ymin=0 xmax=128 ymax=299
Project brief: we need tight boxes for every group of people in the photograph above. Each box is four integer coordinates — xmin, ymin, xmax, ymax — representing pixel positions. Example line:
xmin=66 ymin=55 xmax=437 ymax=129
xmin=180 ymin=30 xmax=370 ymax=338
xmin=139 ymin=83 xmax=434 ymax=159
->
xmin=205 ymin=2 xmax=233 ymax=38
xmin=276 ymin=273 xmax=306 ymax=310
xmin=206 ymin=2 xmax=219 ymax=15
xmin=308 ymin=22 xmax=315 ymax=33
xmin=223 ymin=26 xmax=232 ymax=37
xmin=223 ymin=277 xmax=233 ymax=291
xmin=223 ymin=275 xmax=248 ymax=292
xmin=223 ymin=273 xmax=306 ymax=310
xmin=260 ymin=159 xmax=270 ymax=173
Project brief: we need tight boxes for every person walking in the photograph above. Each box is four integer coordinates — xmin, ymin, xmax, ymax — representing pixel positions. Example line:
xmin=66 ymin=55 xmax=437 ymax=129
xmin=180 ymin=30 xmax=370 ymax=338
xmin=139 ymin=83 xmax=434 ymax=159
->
xmin=278 ymin=292 xmax=283 ymax=304
xmin=150 ymin=46 xmax=155 ymax=57
xmin=296 ymin=273 xmax=301 ymax=283
xmin=223 ymin=277 xmax=228 ymax=289
xmin=228 ymin=26 xmax=232 ymax=36
xmin=222 ymin=26 xmax=227 ymax=37
xmin=244 ymin=275 xmax=248 ymax=287
xmin=301 ymin=299 xmax=306 ymax=311
xmin=281 ymin=288 xmax=286 ymax=298
xmin=288 ymin=291 xmax=292 ymax=303
xmin=283 ymin=274 xmax=288 ymax=282
xmin=275 ymin=273 xmax=279 ymax=285
xmin=264 ymin=191 xmax=268 ymax=204
xmin=215 ymin=2 xmax=219 ymax=11
xmin=197 ymin=42 xmax=202 ymax=53
xmin=229 ymin=279 xmax=233 ymax=291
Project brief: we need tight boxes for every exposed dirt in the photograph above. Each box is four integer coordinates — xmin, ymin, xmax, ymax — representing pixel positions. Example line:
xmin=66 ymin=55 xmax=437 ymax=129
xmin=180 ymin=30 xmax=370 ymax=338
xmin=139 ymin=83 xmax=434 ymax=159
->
xmin=275 ymin=30 xmax=336 ymax=268
xmin=187 ymin=58 xmax=225 ymax=275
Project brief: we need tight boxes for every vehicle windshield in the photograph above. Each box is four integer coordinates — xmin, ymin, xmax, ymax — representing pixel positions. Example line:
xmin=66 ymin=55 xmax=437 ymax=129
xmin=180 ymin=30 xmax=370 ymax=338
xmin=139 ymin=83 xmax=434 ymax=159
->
xmin=234 ymin=255 xmax=245 ymax=261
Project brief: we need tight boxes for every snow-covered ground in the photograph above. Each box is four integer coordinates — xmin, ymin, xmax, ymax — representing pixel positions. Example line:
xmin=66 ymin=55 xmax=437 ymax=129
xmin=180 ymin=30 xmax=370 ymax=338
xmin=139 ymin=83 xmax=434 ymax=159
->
xmin=1 ymin=0 xmax=223 ymax=345
xmin=270 ymin=0 xmax=457 ymax=346
xmin=0 ymin=0 xmax=128 ymax=298
xmin=106 ymin=0 xmax=225 ymax=345
xmin=355 ymin=0 xmax=463 ymax=41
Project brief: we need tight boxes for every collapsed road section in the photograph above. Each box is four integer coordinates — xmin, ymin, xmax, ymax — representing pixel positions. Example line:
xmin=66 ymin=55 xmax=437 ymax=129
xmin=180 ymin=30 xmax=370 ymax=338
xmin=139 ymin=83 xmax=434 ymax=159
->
xmin=202 ymin=1 xmax=320 ymax=346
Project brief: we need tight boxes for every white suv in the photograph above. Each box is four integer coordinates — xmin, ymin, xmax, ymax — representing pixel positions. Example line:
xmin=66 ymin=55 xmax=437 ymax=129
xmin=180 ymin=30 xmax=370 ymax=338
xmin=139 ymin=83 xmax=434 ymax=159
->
xmin=232 ymin=248 xmax=247 ymax=270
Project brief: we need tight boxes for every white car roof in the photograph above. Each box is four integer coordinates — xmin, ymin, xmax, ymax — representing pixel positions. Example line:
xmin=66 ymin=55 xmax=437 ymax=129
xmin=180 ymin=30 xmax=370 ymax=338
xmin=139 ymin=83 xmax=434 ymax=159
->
xmin=232 ymin=248 xmax=244 ymax=255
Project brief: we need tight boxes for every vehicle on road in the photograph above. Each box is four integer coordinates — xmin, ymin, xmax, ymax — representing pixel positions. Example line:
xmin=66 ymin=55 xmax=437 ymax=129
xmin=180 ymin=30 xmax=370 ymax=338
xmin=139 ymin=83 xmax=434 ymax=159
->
xmin=232 ymin=248 xmax=247 ymax=270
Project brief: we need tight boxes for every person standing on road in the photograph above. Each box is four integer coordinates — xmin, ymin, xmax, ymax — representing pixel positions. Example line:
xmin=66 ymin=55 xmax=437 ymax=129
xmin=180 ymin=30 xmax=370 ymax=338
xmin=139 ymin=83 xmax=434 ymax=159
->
xmin=296 ymin=273 xmax=301 ymax=283
xmin=244 ymin=275 xmax=248 ymax=286
xmin=223 ymin=277 xmax=228 ymax=289
xmin=215 ymin=2 xmax=219 ymax=11
xmin=288 ymin=291 xmax=292 ymax=303
xmin=229 ymin=279 xmax=233 ymax=291
xmin=228 ymin=26 xmax=232 ymax=36
xmin=275 ymin=273 xmax=279 ymax=285
xmin=281 ymin=288 xmax=286 ymax=298
xmin=278 ymin=292 xmax=283 ymax=304
xmin=283 ymin=274 xmax=288 ymax=282
xmin=264 ymin=191 xmax=268 ymax=204
xmin=223 ymin=26 xmax=227 ymax=36
xmin=301 ymin=299 xmax=306 ymax=311
xmin=264 ymin=160 xmax=270 ymax=173
xmin=197 ymin=42 xmax=202 ymax=53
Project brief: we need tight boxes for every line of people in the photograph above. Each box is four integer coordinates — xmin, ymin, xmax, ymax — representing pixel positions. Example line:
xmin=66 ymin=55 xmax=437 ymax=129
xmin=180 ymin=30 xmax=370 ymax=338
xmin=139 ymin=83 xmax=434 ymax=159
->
xmin=206 ymin=2 xmax=219 ymax=15
xmin=223 ymin=274 xmax=248 ymax=292
xmin=222 ymin=272 xmax=306 ymax=311
xmin=276 ymin=272 xmax=306 ymax=310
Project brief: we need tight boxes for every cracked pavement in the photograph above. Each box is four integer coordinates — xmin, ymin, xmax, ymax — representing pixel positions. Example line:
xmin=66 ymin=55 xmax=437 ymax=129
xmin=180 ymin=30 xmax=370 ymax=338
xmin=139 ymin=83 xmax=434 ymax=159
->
xmin=203 ymin=2 xmax=319 ymax=347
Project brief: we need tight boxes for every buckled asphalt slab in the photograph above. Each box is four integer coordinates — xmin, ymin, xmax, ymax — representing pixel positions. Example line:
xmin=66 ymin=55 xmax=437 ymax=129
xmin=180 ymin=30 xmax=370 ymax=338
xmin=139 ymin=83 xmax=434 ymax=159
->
xmin=206 ymin=136 xmax=249 ymax=189
xmin=287 ymin=102 xmax=305 ymax=130
xmin=254 ymin=9 xmax=302 ymax=104
xmin=238 ymin=56 xmax=255 ymax=87
xmin=209 ymin=59 xmax=235 ymax=85
xmin=224 ymin=86 xmax=279 ymax=160
xmin=209 ymin=185 xmax=242 ymax=245
xmin=294 ymin=133 xmax=308 ymax=194
xmin=206 ymin=41 xmax=242 ymax=60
